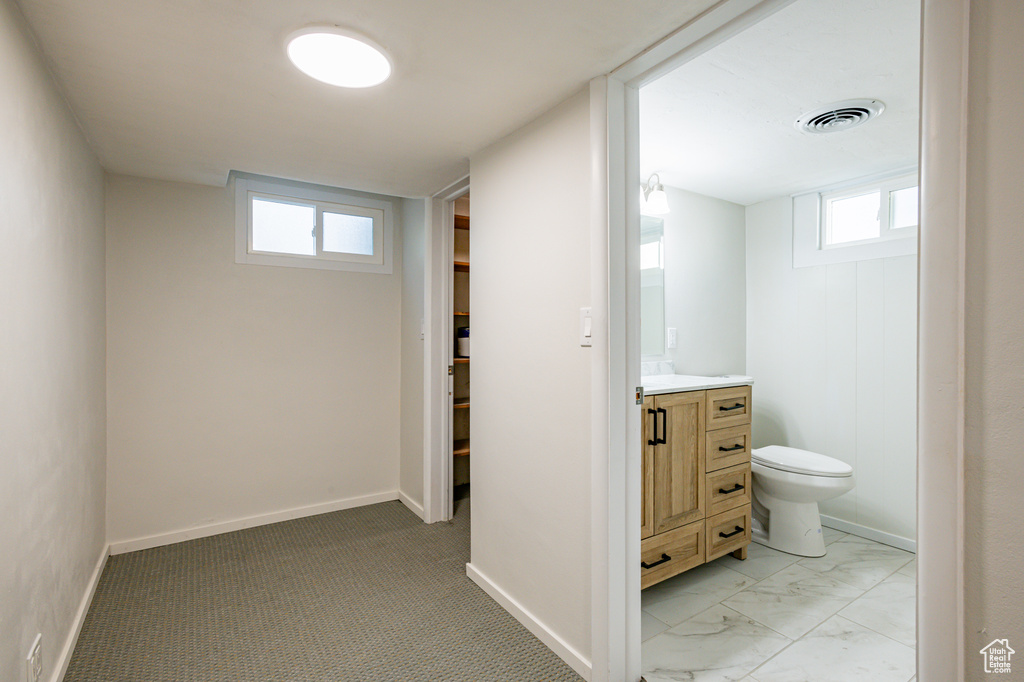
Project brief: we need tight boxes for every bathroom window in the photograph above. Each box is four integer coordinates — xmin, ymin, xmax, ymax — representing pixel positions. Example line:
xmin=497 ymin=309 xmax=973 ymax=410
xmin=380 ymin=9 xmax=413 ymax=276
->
xmin=234 ymin=174 xmax=393 ymax=274
xmin=822 ymin=175 xmax=918 ymax=248
xmin=793 ymin=171 xmax=918 ymax=268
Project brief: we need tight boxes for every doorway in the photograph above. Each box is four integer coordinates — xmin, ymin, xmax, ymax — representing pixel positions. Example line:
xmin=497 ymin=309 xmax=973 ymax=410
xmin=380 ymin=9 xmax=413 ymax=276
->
xmin=635 ymin=0 xmax=920 ymax=677
xmin=598 ymin=0 xmax=969 ymax=679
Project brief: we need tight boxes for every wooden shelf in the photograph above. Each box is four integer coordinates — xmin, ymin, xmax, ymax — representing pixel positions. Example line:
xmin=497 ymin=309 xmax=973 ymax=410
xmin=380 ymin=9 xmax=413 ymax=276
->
xmin=454 ymin=261 xmax=470 ymax=272
xmin=454 ymin=311 xmax=470 ymax=316
xmin=454 ymin=215 xmax=470 ymax=231
xmin=453 ymin=439 xmax=471 ymax=456
xmin=453 ymin=399 xmax=470 ymax=409
xmin=454 ymin=358 xmax=469 ymax=364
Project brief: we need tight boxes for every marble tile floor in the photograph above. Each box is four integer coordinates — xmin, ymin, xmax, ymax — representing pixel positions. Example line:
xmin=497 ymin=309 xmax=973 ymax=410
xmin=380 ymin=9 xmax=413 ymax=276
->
xmin=642 ymin=529 xmax=916 ymax=682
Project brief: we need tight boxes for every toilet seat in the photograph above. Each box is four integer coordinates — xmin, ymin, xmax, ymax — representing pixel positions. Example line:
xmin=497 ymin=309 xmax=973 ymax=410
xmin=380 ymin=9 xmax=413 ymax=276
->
xmin=752 ymin=445 xmax=852 ymax=478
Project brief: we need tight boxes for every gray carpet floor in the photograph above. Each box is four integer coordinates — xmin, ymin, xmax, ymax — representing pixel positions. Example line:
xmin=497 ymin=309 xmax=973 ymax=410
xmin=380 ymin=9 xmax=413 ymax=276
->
xmin=64 ymin=497 xmax=583 ymax=681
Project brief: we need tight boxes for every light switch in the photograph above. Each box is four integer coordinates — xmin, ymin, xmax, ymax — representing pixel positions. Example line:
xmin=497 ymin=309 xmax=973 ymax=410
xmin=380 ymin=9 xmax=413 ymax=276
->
xmin=580 ymin=307 xmax=593 ymax=347
xmin=667 ymin=327 xmax=677 ymax=349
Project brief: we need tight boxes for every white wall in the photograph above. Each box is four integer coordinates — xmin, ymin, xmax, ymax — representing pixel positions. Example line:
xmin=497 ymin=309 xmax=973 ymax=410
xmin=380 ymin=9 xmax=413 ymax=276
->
xmin=0 ymin=0 xmax=107 ymax=679
xmin=469 ymin=89 xmax=593 ymax=674
xmin=661 ymin=185 xmax=746 ymax=375
xmin=399 ymin=197 xmax=426 ymax=513
xmin=964 ymin=0 xmax=1024 ymax=672
xmin=746 ymin=197 xmax=917 ymax=544
xmin=105 ymin=175 xmax=404 ymax=546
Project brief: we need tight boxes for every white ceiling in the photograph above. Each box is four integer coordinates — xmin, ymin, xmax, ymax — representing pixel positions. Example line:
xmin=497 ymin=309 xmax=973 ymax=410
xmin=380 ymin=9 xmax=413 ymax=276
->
xmin=640 ymin=0 xmax=920 ymax=206
xmin=15 ymin=0 xmax=720 ymax=197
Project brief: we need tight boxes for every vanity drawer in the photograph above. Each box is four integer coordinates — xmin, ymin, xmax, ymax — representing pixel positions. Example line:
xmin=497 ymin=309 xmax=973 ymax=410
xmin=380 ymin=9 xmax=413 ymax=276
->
xmin=706 ymin=464 xmax=752 ymax=517
xmin=706 ymin=385 xmax=752 ymax=430
xmin=706 ymin=504 xmax=752 ymax=562
xmin=706 ymin=425 xmax=751 ymax=472
xmin=640 ymin=520 xmax=705 ymax=589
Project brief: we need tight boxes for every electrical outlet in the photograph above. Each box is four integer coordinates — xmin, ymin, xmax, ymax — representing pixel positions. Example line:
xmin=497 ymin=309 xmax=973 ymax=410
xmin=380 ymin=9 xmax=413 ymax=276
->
xmin=667 ymin=327 xmax=677 ymax=349
xmin=26 ymin=634 xmax=42 ymax=682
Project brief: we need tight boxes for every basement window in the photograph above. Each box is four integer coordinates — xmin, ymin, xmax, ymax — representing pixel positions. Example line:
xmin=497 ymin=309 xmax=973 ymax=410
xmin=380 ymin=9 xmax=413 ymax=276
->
xmin=234 ymin=175 xmax=393 ymax=273
xmin=793 ymin=171 xmax=918 ymax=268
xmin=822 ymin=175 xmax=918 ymax=247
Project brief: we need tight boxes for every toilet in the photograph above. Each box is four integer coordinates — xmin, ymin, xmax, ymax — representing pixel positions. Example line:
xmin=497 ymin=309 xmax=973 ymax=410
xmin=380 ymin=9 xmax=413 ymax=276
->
xmin=750 ymin=445 xmax=854 ymax=557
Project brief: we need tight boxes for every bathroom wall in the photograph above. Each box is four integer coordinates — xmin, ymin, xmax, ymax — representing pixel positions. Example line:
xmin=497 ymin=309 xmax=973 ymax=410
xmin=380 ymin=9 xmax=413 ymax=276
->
xmin=105 ymin=174 xmax=404 ymax=547
xmin=0 ymin=0 xmax=107 ymax=679
xmin=660 ymin=186 xmax=747 ymax=375
xmin=746 ymin=196 xmax=917 ymax=545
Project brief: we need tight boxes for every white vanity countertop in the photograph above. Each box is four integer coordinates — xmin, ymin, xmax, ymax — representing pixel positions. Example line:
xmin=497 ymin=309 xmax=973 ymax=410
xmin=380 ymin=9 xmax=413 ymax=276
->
xmin=641 ymin=374 xmax=754 ymax=396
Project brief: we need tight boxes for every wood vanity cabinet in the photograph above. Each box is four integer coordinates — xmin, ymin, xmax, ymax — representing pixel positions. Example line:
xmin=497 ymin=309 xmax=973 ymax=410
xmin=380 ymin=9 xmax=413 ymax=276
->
xmin=641 ymin=385 xmax=753 ymax=589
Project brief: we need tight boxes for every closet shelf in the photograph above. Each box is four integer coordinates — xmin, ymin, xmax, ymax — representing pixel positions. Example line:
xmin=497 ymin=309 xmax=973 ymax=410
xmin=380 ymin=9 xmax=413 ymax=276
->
xmin=454 ymin=311 xmax=470 ymax=316
xmin=454 ymin=215 xmax=470 ymax=231
xmin=453 ymin=439 xmax=471 ymax=456
xmin=453 ymin=399 xmax=470 ymax=409
xmin=454 ymin=261 xmax=470 ymax=272
xmin=454 ymin=358 xmax=469 ymax=364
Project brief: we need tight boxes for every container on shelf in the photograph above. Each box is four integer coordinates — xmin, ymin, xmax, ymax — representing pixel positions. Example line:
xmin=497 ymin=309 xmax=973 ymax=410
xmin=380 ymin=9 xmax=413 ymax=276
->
xmin=456 ymin=327 xmax=470 ymax=357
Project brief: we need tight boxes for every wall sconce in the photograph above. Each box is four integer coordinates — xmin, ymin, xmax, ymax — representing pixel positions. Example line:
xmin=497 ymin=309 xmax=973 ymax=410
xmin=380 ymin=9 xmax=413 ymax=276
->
xmin=642 ymin=173 xmax=670 ymax=215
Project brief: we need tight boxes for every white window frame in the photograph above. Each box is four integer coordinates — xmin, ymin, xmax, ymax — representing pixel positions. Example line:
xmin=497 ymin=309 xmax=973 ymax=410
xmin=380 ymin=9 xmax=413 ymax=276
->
xmin=821 ymin=173 xmax=918 ymax=249
xmin=234 ymin=174 xmax=394 ymax=274
xmin=793 ymin=170 xmax=918 ymax=268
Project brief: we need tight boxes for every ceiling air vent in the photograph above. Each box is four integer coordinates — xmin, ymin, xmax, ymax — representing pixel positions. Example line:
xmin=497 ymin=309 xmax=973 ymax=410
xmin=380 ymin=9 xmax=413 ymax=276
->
xmin=795 ymin=99 xmax=885 ymax=134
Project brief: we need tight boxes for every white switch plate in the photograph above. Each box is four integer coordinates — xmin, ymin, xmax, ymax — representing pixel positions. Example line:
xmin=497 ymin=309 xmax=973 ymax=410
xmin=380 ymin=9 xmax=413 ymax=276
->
xmin=579 ymin=307 xmax=593 ymax=347
xmin=667 ymin=327 xmax=677 ymax=349
xmin=26 ymin=633 xmax=41 ymax=682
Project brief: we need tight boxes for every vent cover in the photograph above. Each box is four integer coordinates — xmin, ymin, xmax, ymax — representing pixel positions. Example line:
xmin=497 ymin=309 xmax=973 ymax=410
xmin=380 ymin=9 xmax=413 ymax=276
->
xmin=795 ymin=99 xmax=885 ymax=134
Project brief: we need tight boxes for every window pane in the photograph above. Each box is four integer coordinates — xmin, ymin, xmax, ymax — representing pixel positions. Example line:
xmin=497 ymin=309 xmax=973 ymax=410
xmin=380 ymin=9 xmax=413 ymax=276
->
xmin=890 ymin=186 xmax=919 ymax=229
xmin=324 ymin=212 xmax=374 ymax=255
xmin=252 ymin=198 xmax=315 ymax=255
xmin=640 ymin=239 xmax=662 ymax=270
xmin=828 ymin=191 xmax=880 ymax=245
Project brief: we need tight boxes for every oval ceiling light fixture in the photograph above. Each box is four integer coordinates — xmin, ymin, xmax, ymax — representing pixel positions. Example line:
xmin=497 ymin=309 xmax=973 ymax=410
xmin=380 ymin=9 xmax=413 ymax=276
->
xmin=286 ymin=26 xmax=392 ymax=88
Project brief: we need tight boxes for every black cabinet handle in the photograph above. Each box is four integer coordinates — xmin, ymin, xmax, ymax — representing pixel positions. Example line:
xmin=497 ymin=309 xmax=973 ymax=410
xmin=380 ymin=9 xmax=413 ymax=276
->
xmin=719 ymin=526 xmax=744 ymax=538
xmin=719 ymin=403 xmax=745 ymax=412
xmin=718 ymin=483 xmax=745 ymax=495
xmin=641 ymin=553 xmax=672 ymax=569
xmin=647 ymin=408 xmax=658 ymax=446
xmin=657 ymin=408 xmax=667 ymax=444
xmin=719 ymin=444 xmax=744 ymax=452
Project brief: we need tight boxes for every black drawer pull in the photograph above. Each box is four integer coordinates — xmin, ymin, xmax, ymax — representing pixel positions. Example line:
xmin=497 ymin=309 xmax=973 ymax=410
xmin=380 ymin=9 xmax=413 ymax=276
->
xmin=718 ymin=483 xmax=745 ymax=495
xmin=719 ymin=444 xmax=744 ymax=452
xmin=641 ymin=553 xmax=672 ymax=569
xmin=719 ymin=526 xmax=744 ymax=539
xmin=647 ymin=408 xmax=658 ymax=446
xmin=657 ymin=407 xmax=667 ymax=444
xmin=719 ymin=403 xmax=745 ymax=412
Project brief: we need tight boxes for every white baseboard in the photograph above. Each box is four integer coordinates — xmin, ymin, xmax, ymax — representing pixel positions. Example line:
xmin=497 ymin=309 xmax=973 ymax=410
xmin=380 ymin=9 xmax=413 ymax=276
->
xmin=54 ymin=544 xmax=108 ymax=682
xmin=398 ymin=490 xmax=425 ymax=520
xmin=466 ymin=563 xmax=592 ymax=681
xmin=109 ymin=491 xmax=400 ymax=555
xmin=819 ymin=514 xmax=916 ymax=553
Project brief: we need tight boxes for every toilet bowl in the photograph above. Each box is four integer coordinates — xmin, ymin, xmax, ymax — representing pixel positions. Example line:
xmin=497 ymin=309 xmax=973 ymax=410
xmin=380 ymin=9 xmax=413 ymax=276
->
xmin=750 ymin=445 xmax=854 ymax=557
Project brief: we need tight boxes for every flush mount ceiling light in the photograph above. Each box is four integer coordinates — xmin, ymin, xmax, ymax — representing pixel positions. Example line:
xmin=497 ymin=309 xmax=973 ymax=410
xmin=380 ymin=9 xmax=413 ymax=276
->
xmin=642 ymin=173 xmax=670 ymax=215
xmin=795 ymin=99 xmax=885 ymax=134
xmin=286 ymin=27 xmax=392 ymax=88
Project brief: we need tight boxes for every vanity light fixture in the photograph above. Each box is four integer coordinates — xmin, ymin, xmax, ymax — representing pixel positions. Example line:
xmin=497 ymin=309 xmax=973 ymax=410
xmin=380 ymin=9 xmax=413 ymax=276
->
xmin=286 ymin=26 xmax=392 ymax=88
xmin=643 ymin=173 xmax=670 ymax=215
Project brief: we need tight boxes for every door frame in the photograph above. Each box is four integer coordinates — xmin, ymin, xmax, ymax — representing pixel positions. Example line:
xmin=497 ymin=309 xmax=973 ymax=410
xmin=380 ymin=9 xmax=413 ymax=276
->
xmin=423 ymin=175 xmax=470 ymax=524
xmin=593 ymin=0 xmax=968 ymax=680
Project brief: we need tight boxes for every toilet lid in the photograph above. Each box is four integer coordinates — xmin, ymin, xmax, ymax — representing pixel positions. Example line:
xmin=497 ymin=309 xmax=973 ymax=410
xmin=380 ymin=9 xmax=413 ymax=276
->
xmin=752 ymin=445 xmax=853 ymax=477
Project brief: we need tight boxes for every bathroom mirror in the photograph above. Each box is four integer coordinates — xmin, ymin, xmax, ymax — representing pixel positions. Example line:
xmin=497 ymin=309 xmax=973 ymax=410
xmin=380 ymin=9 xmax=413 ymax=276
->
xmin=640 ymin=215 xmax=665 ymax=357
